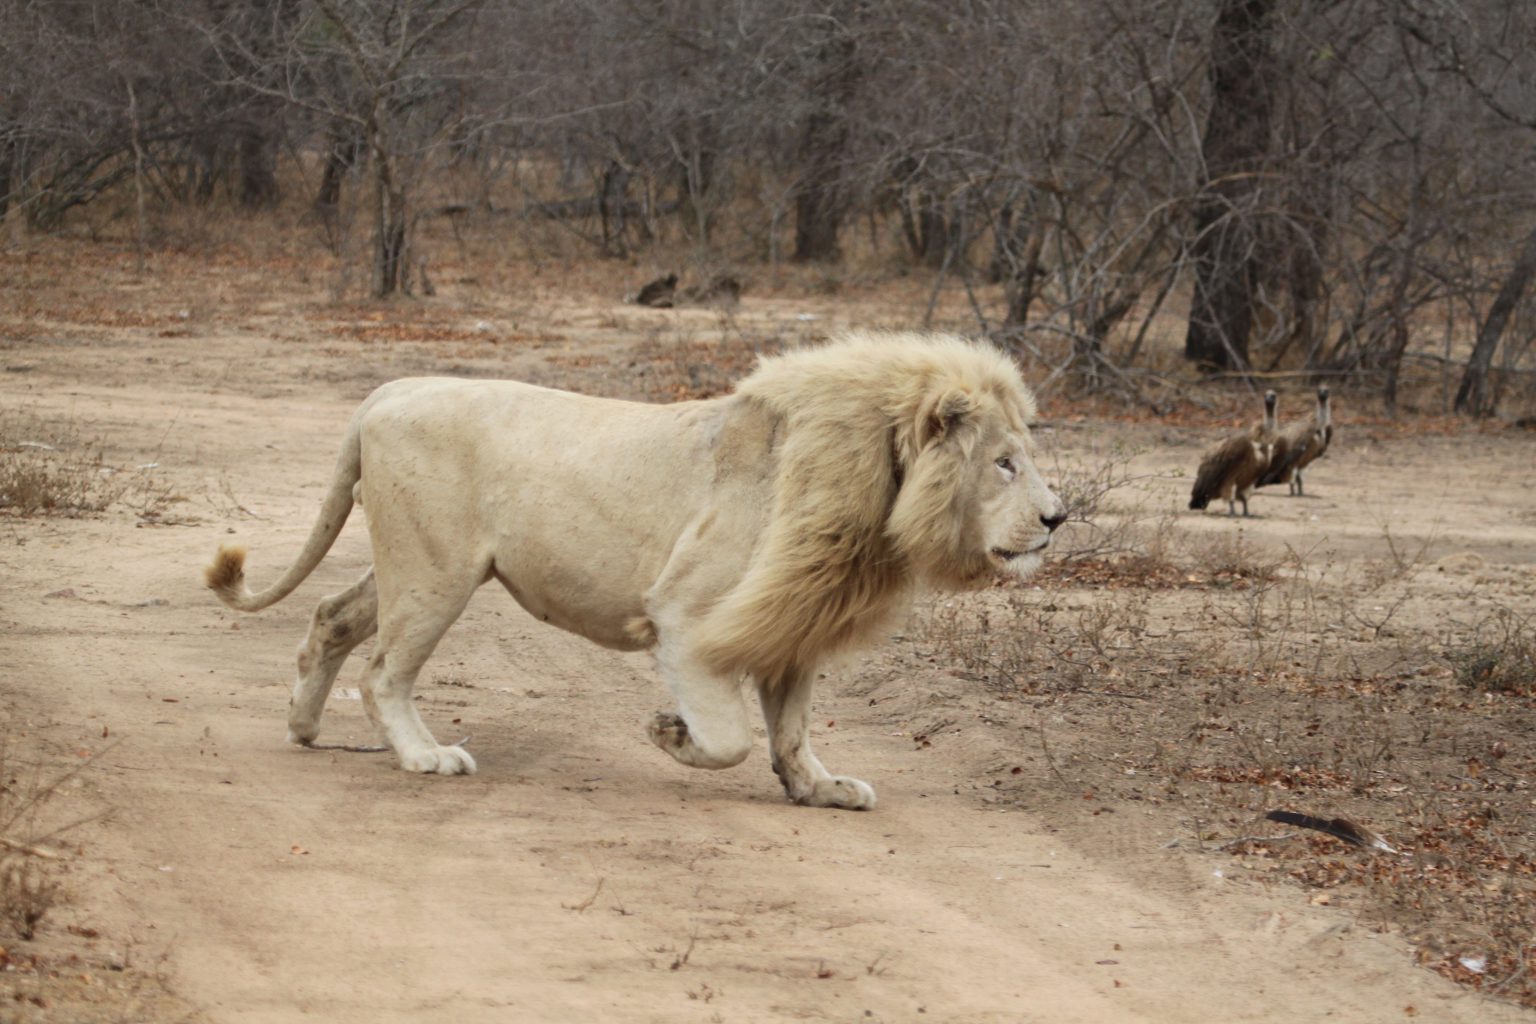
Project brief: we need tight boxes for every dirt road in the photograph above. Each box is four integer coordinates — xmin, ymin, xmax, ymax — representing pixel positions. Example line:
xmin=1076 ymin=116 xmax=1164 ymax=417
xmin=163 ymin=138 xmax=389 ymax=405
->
xmin=2 ymin=310 xmax=1527 ymax=1022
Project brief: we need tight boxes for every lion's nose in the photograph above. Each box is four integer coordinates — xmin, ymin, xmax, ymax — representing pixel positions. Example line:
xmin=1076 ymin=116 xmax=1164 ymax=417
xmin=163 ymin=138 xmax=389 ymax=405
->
xmin=1041 ymin=509 xmax=1067 ymax=532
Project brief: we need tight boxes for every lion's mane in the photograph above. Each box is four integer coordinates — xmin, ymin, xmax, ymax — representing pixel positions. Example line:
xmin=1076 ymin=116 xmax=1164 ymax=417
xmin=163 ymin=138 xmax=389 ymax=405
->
xmin=693 ymin=332 xmax=1035 ymax=687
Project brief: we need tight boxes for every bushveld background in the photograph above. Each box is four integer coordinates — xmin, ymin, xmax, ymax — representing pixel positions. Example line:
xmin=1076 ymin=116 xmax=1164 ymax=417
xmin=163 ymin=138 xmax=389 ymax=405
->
xmin=2 ymin=2 xmax=1535 ymax=1021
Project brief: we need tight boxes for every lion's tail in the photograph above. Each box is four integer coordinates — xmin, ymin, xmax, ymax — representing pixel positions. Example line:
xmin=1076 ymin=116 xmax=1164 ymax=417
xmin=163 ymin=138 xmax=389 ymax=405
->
xmin=204 ymin=416 xmax=362 ymax=613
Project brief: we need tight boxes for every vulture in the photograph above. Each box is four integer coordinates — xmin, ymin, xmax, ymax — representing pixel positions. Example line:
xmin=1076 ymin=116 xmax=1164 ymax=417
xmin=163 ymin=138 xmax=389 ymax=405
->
xmin=1259 ymin=385 xmax=1333 ymax=495
xmin=1189 ymin=390 xmax=1277 ymax=517
xmin=631 ymin=272 xmax=679 ymax=308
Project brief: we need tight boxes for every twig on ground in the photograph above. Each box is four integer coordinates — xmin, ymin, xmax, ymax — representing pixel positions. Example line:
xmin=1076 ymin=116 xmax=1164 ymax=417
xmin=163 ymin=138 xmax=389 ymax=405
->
xmin=562 ymin=878 xmax=604 ymax=912
xmin=0 ymin=836 xmax=67 ymax=860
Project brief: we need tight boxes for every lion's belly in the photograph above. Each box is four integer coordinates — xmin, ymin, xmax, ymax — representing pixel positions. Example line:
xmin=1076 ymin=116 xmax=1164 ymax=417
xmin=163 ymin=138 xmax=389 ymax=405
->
xmin=488 ymin=548 xmax=652 ymax=651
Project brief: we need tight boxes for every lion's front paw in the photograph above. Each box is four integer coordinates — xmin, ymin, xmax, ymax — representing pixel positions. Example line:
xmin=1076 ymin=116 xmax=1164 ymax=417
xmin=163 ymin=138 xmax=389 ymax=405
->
xmin=286 ymin=727 xmax=317 ymax=747
xmin=646 ymin=711 xmax=690 ymax=754
xmin=286 ymin=713 xmax=323 ymax=746
xmin=796 ymin=775 xmax=877 ymax=811
xmin=398 ymin=744 xmax=477 ymax=775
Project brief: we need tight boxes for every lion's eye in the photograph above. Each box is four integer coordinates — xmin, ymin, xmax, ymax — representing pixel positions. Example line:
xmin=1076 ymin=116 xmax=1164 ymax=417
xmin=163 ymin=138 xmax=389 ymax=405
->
xmin=995 ymin=455 xmax=1016 ymax=477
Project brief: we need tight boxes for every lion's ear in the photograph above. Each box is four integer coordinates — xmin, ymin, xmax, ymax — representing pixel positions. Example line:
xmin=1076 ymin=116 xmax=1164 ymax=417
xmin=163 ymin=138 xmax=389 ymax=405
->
xmin=920 ymin=388 xmax=975 ymax=446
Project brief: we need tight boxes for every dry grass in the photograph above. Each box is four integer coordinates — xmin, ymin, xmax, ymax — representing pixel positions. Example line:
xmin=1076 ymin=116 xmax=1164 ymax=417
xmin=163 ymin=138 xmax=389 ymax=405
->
xmin=1449 ymin=605 xmax=1536 ymax=696
xmin=0 ymin=854 xmax=61 ymax=942
xmin=0 ymin=411 xmax=115 ymax=517
xmin=914 ymin=459 xmax=1536 ymax=1008
xmin=0 ymin=727 xmax=190 ymax=1020
xmin=0 ymin=408 xmax=183 ymax=521
xmin=0 ymin=730 xmax=105 ymax=941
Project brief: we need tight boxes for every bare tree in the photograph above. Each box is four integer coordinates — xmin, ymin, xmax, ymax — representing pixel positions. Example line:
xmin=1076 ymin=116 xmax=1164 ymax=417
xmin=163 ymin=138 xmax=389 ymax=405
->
xmin=1457 ymin=226 xmax=1536 ymax=415
xmin=1396 ymin=0 xmax=1536 ymax=415
xmin=790 ymin=4 xmax=860 ymax=263
xmin=206 ymin=0 xmax=302 ymax=209
xmin=0 ymin=0 xmax=1530 ymax=419
xmin=1182 ymin=0 xmax=1277 ymax=373
xmin=308 ymin=0 xmax=484 ymax=295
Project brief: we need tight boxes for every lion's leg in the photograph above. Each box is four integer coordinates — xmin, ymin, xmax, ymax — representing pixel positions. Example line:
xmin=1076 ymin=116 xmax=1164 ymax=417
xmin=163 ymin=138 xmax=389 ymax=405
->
xmin=289 ymin=568 xmax=378 ymax=746
xmin=360 ymin=572 xmax=480 ymax=776
xmin=759 ymin=670 xmax=876 ymax=810
xmin=647 ymin=640 xmax=753 ymax=771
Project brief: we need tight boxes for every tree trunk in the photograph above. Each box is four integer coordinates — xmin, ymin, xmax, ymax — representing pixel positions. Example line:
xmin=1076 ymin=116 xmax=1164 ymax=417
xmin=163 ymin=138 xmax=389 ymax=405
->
xmin=1185 ymin=216 xmax=1258 ymax=370
xmin=599 ymin=161 xmax=631 ymax=258
xmin=791 ymin=17 xmax=857 ymax=263
xmin=370 ymin=111 xmax=408 ymax=298
xmin=1379 ymin=242 xmax=1427 ymax=414
xmin=1183 ymin=0 xmax=1276 ymax=372
xmin=375 ymin=175 xmax=408 ymax=298
xmin=792 ymin=108 xmax=849 ymax=262
xmin=1455 ymin=222 xmax=1536 ymax=417
xmin=1283 ymin=218 xmax=1328 ymax=370
xmin=902 ymin=186 xmax=953 ymax=269
xmin=126 ymin=77 xmax=148 ymax=274
xmin=0 ymin=136 xmax=14 ymax=222
xmin=674 ymin=122 xmax=717 ymax=245
xmin=316 ymin=121 xmax=358 ymax=210
xmin=236 ymin=118 xmax=279 ymax=208
xmin=379 ymin=201 xmax=407 ymax=296
xmin=1000 ymin=210 xmax=1045 ymax=327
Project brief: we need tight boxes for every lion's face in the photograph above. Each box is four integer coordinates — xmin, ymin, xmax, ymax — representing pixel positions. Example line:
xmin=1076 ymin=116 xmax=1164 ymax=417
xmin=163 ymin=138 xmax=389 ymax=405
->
xmin=965 ymin=419 xmax=1065 ymax=582
xmin=888 ymin=386 xmax=1065 ymax=588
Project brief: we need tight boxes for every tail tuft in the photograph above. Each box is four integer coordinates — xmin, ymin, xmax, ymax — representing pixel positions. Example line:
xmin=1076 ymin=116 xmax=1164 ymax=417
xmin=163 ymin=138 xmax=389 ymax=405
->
xmin=205 ymin=545 xmax=248 ymax=603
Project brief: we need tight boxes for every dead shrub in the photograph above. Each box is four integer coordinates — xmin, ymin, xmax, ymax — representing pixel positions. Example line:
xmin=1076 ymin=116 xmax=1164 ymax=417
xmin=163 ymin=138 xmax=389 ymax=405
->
xmin=0 ymin=454 xmax=110 ymax=516
xmin=1450 ymin=606 xmax=1536 ymax=695
xmin=0 ymin=409 xmax=179 ymax=520
xmin=0 ymin=410 xmax=116 ymax=517
xmin=919 ymin=589 xmax=1148 ymax=695
xmin=1359 ymin=516 xmax=1437 ymax=589
xmin=1186 ymin=528 xmax=1284 ymax=584
xmin=0 ymin=854 xmax=61 ymax=941
xmin=1037 ymin=512 xmax=1187 ymax=589
xmin=0 ymin=730 xmax=108 ymax=941
xmin=1046 ymin=443 xmax=1163 ymax=563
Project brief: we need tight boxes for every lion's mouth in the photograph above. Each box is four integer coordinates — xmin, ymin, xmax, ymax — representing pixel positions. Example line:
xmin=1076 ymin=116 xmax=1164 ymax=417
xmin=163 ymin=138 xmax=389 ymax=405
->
xmin=991 ymin=538 xmax=1050 ymax=562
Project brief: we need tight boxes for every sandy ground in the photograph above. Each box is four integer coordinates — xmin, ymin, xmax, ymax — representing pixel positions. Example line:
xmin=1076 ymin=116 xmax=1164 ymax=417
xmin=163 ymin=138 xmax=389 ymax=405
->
xmin=2 ymin=256 xmax=1533 ymax=1022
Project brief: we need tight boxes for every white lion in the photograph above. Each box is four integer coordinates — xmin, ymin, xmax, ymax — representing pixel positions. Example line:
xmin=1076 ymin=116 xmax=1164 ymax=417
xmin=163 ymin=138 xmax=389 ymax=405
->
xmin=204 ymin=331 xmax=1064 ymax=809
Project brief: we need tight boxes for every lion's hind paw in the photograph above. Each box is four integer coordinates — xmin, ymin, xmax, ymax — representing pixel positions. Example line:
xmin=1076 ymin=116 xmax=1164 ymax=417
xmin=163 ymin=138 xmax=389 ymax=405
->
xmin=796 ymin=775 xmax=876 ymax=811
xmin=398 ymin=744 xmax=477 ymax=775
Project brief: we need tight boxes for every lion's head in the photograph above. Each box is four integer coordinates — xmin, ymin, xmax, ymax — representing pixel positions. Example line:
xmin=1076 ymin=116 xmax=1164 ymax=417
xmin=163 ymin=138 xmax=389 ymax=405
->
xmin=696 ymin=332 xmax=1064 ymax=684
xmin=885 ymin=353 xmax=1065 ymax=589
